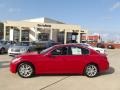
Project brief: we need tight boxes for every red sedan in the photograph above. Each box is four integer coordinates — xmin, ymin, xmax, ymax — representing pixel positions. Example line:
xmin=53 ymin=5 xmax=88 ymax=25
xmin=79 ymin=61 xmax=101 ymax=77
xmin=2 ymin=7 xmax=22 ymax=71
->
xmin=10 ymin=44 xmax=109 ymax=78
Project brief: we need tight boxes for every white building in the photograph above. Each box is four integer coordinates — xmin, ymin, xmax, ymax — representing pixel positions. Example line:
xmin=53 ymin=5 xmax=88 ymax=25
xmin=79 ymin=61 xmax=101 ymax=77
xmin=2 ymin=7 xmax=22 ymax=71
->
xmin=0 ymin=17 xmax=87 ymax=44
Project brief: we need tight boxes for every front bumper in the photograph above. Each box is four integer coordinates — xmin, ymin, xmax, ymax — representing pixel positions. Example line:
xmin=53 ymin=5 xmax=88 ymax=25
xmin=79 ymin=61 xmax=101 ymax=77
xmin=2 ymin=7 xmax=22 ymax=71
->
xmin=8 ymin=51 xmax=26 ymax=56
xmin=10 ymin=62 xmax=17 ymax=73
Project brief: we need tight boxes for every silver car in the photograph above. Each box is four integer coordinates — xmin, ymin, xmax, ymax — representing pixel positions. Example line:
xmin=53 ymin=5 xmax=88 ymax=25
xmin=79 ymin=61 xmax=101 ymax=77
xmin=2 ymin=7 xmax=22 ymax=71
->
xmin=8 ymin=41 xmax=36 ymax=56
xmin=0 ymin=41 xmax=16 ymax=54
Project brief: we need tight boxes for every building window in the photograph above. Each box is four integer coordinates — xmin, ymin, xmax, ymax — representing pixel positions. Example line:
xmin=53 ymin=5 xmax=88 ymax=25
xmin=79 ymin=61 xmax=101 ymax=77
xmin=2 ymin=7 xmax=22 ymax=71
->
xmin=21 ymin=30 xmax=29 ymax=41
xmin=6 ymin=26 xmax=10 ymax=41
xmin=67 ymin=32 xmax=78 ymax=43
xmin=38 ymin=33 xmax=49 ymax=41
xmin=0 ymin=23 xmax=4 ymax=40
xmin=57 ymin=31 xmax=64 ymax=44
xmin=14 ymin=29 xmax=20 ymax=42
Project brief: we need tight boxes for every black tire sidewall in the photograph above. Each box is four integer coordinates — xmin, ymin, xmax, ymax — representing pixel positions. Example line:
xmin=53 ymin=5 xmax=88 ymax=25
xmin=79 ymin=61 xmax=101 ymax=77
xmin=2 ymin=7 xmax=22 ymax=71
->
xmin=0 ymin=48 xmax=5 ymax=54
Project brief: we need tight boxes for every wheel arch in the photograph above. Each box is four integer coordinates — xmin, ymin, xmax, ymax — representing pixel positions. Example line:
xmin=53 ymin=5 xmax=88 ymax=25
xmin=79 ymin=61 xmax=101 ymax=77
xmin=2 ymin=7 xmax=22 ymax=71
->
xmin=83 ymin=62 xmax=99 ymax=74
xmin=16 ymin=61 xmax=36 ymax=74
xmin=0 ymin=47 xmax=5 ymax=50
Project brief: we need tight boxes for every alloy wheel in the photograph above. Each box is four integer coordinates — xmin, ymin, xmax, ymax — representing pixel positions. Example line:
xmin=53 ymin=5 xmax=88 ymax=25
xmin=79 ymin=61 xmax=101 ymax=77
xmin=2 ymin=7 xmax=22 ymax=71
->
xmin=18 ymin=63 xmax=34 ymax=78
xmin=85 ymin=64 xmax=98 ymax=77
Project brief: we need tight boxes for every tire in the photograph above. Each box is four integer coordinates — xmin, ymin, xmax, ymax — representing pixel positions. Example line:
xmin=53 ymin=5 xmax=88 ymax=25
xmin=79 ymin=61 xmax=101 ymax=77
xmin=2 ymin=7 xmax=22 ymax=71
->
xmin=27 ymin=49 xmax=31 ymax=52
xmin=84 ymin=64 xmax=98 ymax=77
xmin=0 ymin=48 xmax=5 ymax=54
xmin=17 ymin=62 xmax=34 ymax=78
xmin=107 ymin=45 xmax=115 ymax=49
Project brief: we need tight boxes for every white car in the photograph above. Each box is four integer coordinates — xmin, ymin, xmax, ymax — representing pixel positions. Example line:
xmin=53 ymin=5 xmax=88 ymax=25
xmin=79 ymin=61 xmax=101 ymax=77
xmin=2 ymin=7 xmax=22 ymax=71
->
xmin=8 ymin=41 xmax=36 ymax=56
xmin=80 ymin=43 xmax=106 ymax=54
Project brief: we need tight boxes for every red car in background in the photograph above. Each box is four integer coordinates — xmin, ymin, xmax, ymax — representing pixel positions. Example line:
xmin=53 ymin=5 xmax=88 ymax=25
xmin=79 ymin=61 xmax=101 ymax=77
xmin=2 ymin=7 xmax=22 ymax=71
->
xmin=10 ymin=44 xmax=109 ymax=78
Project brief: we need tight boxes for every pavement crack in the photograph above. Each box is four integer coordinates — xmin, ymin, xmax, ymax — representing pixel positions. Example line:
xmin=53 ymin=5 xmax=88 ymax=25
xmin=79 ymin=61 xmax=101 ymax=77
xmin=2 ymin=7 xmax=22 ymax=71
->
xmin=39 ymin=76 xmax=70 ymax=90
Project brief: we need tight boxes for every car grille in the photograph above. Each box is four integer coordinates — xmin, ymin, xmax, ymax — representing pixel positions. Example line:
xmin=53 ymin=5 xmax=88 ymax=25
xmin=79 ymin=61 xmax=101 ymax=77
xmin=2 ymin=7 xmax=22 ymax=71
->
xmin=11 ymin=49 xmax=20 ymax=52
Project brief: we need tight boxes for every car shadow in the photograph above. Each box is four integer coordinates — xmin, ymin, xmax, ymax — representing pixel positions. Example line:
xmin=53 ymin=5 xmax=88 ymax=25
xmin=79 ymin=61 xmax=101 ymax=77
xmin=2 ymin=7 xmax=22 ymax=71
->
xmin=0 ymin=61 xmax=10 ymax=68
xmin=33 ymin=73 xmax=82 ymax=78
xmin=33 ymin=67 xmax=115 ymax=78
xmin=100 ymin=66 xmax=115 ymax=76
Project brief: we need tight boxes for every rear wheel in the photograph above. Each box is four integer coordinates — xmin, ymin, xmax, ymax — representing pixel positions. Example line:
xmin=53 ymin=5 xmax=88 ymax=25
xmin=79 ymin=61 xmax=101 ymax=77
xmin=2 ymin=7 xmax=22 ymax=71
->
xmin=107 ymin=45 xmax=115 ymax=49
xmin=0 ymin=48 xmax=5 ymax=54
xmin=84 ymin=64 xmax=98 ymax=77
xmin=17 ymin=62 xmax=34 ymax=78
xmin=27 ymin=49 xmax=31 ymax=52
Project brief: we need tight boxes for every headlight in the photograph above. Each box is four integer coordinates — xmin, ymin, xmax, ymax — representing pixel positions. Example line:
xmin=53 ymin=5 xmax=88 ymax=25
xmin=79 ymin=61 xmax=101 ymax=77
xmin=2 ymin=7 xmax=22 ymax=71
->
xmin=12 ymin=57 xmax=21 ymax=63
xmin=8 ymin=48 xmax=11 ymax=52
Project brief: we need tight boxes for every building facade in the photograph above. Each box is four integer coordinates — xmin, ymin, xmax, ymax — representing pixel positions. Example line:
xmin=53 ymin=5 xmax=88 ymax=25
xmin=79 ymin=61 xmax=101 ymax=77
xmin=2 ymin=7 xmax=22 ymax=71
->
xmin=82 ymin=35 xmax=101 ymax=43
xmin=0 ymin=17 xmax=87 ymax=44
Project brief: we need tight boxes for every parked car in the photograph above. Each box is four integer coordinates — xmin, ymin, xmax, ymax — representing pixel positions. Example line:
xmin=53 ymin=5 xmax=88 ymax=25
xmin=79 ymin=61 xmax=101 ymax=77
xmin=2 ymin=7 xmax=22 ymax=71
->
xmin=0 ymin=43 xmax=7 ymax=54
xmin=107 ymin=44 xmax=115 ymax=49
xmin=36 ymin=40 xmax=60 ymax=48
xmin=35 ymin=40 xmax=60 ymax=52
xmin=80 ymin=43 xmax=106 ymax=54
xmin=0 ymin=40 xmax=16 ymax=54
xmin=8 ymin=41 xmax=37 ymax=56
xmin=97 ymin=43 xmax=105 ymax=48
xmin=10 ymin=44 xmax=109 ymax=78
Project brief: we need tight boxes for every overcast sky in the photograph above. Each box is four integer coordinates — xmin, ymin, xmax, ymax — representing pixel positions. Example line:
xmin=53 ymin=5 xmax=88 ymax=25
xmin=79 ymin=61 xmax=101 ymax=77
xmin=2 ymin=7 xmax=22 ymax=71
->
xmin=0 ymin=0 xmax=120 ymax=41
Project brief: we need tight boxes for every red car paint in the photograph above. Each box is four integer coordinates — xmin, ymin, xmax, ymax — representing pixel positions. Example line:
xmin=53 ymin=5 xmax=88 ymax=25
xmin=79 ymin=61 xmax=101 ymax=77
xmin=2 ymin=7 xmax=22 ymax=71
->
xmin=10 ymin=44 xmax=109 ymax=75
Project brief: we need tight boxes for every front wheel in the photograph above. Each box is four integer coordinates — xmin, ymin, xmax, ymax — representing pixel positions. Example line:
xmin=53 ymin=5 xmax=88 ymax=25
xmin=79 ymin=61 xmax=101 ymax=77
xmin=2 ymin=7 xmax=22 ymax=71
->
xmin=17 ymin=63 xmax=34 ymax=78
xmin=84 ymin=64 xmax=98 ymax=77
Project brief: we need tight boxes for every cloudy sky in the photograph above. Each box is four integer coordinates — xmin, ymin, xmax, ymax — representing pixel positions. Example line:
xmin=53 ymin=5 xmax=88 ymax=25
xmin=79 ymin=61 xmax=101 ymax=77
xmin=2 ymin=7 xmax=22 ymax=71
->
xmin=0 ymin=0 xmax=120 ymax=41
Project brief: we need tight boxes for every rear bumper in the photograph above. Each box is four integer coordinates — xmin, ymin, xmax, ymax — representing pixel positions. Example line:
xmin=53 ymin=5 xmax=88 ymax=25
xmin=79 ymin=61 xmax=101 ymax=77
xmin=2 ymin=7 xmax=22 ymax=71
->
xmin=99 ymin=61 xmax=109 ymax=72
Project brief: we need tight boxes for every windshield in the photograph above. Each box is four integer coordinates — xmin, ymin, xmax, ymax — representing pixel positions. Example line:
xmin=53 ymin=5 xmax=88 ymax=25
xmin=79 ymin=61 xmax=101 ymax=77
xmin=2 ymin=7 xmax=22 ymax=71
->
xmin=0 ymin=41 xmax=7 ymax=45
xmin=40 ymin=46 xmax=53 ymax=54
xmin=14 ymin=42 xmax=30 ymax=46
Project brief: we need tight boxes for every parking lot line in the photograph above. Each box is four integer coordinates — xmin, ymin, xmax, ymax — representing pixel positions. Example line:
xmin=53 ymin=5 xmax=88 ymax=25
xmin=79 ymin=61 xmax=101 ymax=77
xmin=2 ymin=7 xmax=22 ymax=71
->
xmin=39 ymin=76 xmax=70 ymax=90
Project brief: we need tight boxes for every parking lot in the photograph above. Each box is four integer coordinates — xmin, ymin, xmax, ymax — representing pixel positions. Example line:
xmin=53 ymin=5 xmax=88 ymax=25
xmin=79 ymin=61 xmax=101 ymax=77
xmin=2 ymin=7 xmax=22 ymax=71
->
xmin=0 ymin=49 xmax=120 ymax=90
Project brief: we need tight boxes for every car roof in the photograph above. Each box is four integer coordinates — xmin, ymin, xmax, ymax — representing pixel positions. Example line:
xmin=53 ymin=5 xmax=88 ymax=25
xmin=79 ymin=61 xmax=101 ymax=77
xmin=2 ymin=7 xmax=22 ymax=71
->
xmin=53 ymin=43 xmax=86 ymax=48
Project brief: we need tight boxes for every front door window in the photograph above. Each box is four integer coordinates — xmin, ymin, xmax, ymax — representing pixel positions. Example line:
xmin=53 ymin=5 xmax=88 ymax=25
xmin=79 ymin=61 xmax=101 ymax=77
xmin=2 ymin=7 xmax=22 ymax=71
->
xmin=51 ymin=47 xmax=68 ymax=55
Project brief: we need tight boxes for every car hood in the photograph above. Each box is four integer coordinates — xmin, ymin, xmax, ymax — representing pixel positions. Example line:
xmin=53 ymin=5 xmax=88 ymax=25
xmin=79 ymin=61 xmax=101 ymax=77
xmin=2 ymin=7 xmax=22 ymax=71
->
xmin=16 ymin=51 xmax=38 ymax=56
xmin=10 ymin=46 xmax=29 ymax=49
xmin=15 ymin=52 xmax=44 ymax=59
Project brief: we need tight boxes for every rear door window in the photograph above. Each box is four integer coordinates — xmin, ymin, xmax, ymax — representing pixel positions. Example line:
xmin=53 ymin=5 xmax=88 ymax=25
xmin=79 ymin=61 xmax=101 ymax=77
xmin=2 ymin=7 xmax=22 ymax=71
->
xmin=68 ymin=46 xmax=89 ymax=55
